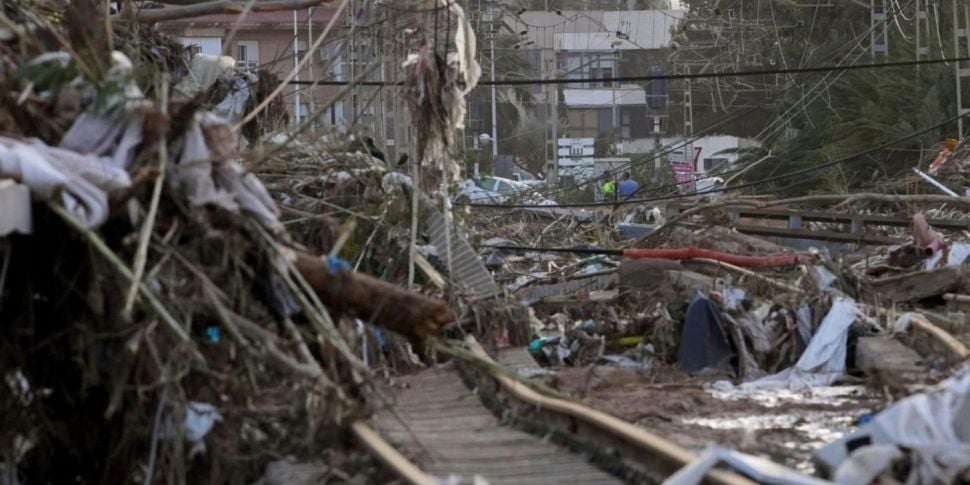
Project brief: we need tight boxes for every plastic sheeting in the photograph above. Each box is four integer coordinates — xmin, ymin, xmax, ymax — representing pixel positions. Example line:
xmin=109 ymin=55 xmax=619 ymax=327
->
xmin=1 ymin=108 xmax=282 ymax=231
xmin=834 ymin=366 xmax=970 ymax=484
xmin=172 ymin=112 xmax=282 ymax=232
xmin=677 ymin=292 xmax=736 ymax=374
xmin=0 ymin=135 xmax=131 ymax=228
xmin=738 ymin=297 xmax=858 ymax=391
xmin=663 ymin=446 xmax=831 ymax=485
xmin=183 ymin=401 xmax=223 ymax=458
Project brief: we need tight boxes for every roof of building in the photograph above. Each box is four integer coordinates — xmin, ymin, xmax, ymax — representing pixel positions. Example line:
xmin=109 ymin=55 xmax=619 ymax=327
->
xmin=563 ymin=86 xmax=646 ymax=107
xmin=508 ymin=9 xmax=685 ymax=51
xmin=161 ymin=7 xmax=337 ymax=25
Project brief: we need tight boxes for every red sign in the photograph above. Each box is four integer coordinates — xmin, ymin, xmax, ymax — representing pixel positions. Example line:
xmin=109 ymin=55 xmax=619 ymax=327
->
xmin=671 ymin=162 xmax=693 ymax=183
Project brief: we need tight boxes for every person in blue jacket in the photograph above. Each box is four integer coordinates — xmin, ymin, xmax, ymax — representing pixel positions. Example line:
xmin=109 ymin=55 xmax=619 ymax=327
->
xmin=618 ymin=171 xmax=639 ymax=200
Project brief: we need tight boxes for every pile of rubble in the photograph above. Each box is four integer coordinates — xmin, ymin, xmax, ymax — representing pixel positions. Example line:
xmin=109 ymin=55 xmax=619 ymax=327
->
xmin=471 ymin=195 xmax=970 ymax=481
xmin=1 ymin=2 xmax=969 ymax=484
xmin=0 ymin=6 xmax=460 ymax=483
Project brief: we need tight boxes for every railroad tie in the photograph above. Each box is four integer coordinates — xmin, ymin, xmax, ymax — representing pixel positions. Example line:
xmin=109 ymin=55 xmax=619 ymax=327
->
xmin=372 ymin=365 xmax=621 ymax=484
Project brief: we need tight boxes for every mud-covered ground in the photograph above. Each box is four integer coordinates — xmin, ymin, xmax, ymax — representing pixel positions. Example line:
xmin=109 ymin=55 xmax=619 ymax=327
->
xmin=547 ymin=365 xmax=884 ymax=474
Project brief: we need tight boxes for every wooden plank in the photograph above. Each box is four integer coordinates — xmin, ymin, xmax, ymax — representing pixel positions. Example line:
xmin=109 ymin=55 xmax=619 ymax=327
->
xmin=372 ymin=365 xmax=621 ymax=484
xmin=733 ymin=224 xmax=900 ymax=245
xmin=667 ymin=203 xmax=970 ymax=230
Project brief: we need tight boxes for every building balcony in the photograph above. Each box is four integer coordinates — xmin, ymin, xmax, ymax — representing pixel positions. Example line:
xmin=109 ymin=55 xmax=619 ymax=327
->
xmin=563 ymin=86 xmax=645 ymax=108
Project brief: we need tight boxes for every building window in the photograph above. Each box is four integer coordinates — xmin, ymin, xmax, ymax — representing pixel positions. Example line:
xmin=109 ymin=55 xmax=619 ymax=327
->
xmin=294 ymin=103 xmax=310 ymax=124
xmin=178 ymin=37 xmax=221 ymax=56
xmin=620 ymin=107 xmax=649 ymax=139
xmin=236 ymin=41 xmax=259 ymax=69
xmin=703 ymin=158 xmax=729 ymax=171
xmin=590 ymin=67 xmax=613 ymax=87
xmin=562 ymin=53 xmax=617 ymax=89
xmin=566 ymin=109 xmax=610 ymax=138
xmin=295 ymin=40 xmax=308 ymax=62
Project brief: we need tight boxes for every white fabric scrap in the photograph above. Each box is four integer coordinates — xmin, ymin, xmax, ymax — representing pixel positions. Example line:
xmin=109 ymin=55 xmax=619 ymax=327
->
xmin=924 ymin=242 xmax=970 ymax=270
xmin=739 ymin=297 xmax=858 ymax=391
xmin=947 ymin=243 xmax=970 ymax=267
xmin=0 ymin=136 xmax=131 ymax=228
xmin=662 ymin=446 xmax=829 ymax=485
xmin=833 ymin=445 xmax=902 ymax=484
xmin=184 ymin=401 xmax=223 ymax=458
xmin=813 ymin=266 xmax=838 ymax=293
xmin=213 ymin=74 xmax=253 ymax=123
xmin=172 ymin=112 xmax=282 ymax=232
xmin=447 ymin=0 xmax=481 ymax=104
xmin=175 ymin=54 xmax=236 ymax=98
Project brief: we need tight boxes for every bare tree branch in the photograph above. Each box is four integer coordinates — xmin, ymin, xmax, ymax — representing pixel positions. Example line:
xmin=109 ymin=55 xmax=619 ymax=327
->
xmin=121 ymin=0 xmax=334 ymax=23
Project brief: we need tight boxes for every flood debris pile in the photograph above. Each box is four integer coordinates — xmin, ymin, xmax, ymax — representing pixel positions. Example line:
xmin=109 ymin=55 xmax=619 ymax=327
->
xmin=472 ymin=192 xmax=970 ymax=479
xmin=0 ymin=13 xmax=454 ymax=483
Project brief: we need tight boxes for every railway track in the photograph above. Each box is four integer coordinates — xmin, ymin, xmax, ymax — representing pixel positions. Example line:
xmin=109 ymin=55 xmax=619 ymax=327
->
xmin=348 ymin=303 xmax=970 ymax=484
xmin=351 ymin=338 xmax=753 ymax=485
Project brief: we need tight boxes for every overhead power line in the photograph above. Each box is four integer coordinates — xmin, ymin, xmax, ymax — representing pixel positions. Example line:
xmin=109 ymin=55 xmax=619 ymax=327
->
xmin=464 ymin=111 xmax=970 ymax=209
xmin=289 ymin=56 xmax=970 ymax=86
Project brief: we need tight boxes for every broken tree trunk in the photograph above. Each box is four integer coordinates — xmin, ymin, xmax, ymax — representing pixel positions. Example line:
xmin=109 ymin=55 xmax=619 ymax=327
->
xmin=293 ymin=252 xmax=455 ymax=339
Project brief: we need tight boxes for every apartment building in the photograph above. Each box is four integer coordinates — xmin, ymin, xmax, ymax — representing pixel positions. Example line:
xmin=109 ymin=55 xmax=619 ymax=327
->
xmin=159 ymin=8 xmax=350 ymax=127
xmin=483 ymin=7 xmax=686 ymax=179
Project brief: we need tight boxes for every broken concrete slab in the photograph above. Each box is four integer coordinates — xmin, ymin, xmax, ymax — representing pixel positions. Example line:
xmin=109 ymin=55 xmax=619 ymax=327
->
xmin=666 ymin=270 xmax=715 ymax=294
xmin=618 ymin=258 xmax=683 ymax=288
xmin=855 ymin=336 xmax=925 ymax=380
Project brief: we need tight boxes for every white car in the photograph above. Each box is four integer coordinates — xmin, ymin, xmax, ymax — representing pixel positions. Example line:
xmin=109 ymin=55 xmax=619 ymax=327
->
xmin=511 ymin=172 xmax=546 ymax=188
xmin=455 ymin=176 xmax=528 ymax=204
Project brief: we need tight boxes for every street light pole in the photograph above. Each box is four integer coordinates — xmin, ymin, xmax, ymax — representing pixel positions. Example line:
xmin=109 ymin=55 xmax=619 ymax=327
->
xmin=488 ymin=1 xmax=498 ymax=158
xmin=476 ymin=133 xmax=491 ymax=178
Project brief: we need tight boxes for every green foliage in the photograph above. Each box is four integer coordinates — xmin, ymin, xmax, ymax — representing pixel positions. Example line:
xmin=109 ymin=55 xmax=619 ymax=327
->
xmin=15 ymin=61 xmax=80 ymax=95
xmin=678 ymin=1 xmax=960 ymax=195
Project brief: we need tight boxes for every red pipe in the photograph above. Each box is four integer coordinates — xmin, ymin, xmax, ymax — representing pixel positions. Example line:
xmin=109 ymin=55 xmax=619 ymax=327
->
xmin=621 ymin=247 xmax=804 ymax=268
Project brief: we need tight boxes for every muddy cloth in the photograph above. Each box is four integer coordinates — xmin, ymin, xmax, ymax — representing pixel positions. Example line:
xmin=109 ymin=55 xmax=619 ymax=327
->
xmin=677 ymin=292 xmax=736 ymax=374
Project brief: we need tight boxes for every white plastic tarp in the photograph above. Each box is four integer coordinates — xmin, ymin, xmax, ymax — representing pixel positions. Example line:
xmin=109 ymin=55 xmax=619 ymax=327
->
xmin=739 ymin=297 xmax=858 ymax=391
xmin=662 ymin=447 xmax=831 ymax=485
xmin=833 ymin=365 xmax=970 ymax=484
xmin=924 ymin=242 xmax=970 ymax=270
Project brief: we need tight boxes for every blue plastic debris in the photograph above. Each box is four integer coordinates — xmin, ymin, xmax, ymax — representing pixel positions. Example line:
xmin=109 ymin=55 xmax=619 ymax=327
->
xmin=373 ymin=327 xmax=386 ymax=348
xmin=529 ymin=338 xmax=543 ymax=354
xmin=206 ymin=326 xmax=220 ymax=343
xmin=326 ymin=255 xmax=352 ymax=275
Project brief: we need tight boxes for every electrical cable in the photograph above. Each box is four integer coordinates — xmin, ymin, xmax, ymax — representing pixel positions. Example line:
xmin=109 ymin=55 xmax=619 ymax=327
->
xmin=501 ymin=0 xmax=916 ymax=201
xmin=287 ymin=55 xmax=970 ymax=86
xmin=464 ymin=111 xmax=970 ymax=209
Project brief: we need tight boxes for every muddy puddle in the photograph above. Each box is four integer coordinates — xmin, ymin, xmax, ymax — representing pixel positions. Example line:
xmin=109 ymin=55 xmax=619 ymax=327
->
xmin=552 ymin=367 xmax=881 ymax=473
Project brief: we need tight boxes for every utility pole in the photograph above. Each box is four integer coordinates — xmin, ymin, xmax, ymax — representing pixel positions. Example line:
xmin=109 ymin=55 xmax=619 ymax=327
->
xmin=682 ymin=63 xmax=695 ymax=188
xmin=549 ymin=53 xmax=559 ymax=185
xmin=307 ymin=7 xmax=316 ymax=133
xmin=349 ymin=0 xmax=357 ymax=123
xmin=292 ymin=10 xmax=301 ymax=127
xmin=915 ymin=0 xmax=930 ymax=72
xmin=488 ymin=0 xmax=498 ymax=158
xmin=870 ymin=0 xmax=889 ymax=59
xmin=956 ymin=0 xmax=970 ymax=139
